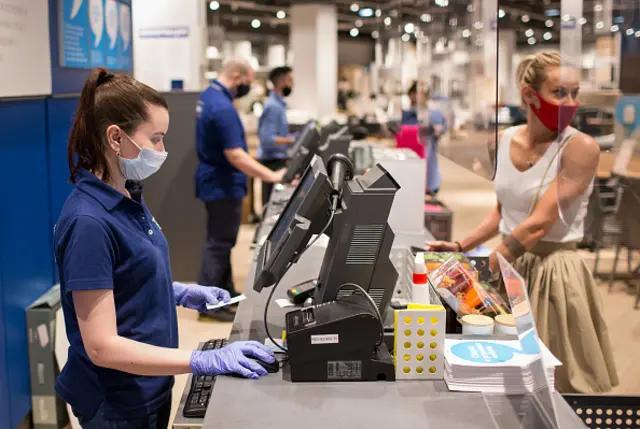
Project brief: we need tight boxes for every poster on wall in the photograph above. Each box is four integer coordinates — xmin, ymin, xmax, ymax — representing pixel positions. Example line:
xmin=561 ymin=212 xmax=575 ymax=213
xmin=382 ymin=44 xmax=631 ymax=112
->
xmin=89 ymin=0 xmax=106 ymax=67
xmin=0 ymin=0 xmax=52 ymax=97
xmin=59 ymin=0 xmax=133 ymax=71
xmin=104 ymin=0 xmax=119 ymax=69
xmin=117 ymin=2 xmax=132 ymax=69
xmin=60 ymin=0 xmax=90 ymax=67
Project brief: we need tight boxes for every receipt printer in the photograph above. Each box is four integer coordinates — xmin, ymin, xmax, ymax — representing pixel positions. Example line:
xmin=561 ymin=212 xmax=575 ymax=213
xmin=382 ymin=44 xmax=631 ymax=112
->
xmin=284 ymin=294 xmax=395 ymax=382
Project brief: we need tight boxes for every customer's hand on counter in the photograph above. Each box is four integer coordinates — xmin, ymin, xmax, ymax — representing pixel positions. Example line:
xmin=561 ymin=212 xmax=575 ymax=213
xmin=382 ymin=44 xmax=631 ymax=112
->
xmin=425 ymin=241 xmax=460 ymax=252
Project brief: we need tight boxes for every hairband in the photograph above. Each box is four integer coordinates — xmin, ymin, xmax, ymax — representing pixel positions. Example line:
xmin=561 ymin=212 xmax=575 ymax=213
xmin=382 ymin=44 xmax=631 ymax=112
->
xmin=97 ymin=71 xmax=115 ymax=86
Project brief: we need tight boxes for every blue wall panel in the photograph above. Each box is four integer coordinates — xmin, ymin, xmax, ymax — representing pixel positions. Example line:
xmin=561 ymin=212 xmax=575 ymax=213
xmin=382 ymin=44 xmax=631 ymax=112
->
xmin=46 ymin=97 xmax=78 ymax=282
xmin=0 ymin=222 xmax=8 ymax=429
xmin=0 ymin=99 xmax=55 ymax=428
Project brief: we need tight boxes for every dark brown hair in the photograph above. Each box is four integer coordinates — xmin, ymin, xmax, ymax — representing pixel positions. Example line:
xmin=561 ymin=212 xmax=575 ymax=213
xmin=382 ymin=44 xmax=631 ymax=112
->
xmin=68 ymin=68 xmax=168 ymax=183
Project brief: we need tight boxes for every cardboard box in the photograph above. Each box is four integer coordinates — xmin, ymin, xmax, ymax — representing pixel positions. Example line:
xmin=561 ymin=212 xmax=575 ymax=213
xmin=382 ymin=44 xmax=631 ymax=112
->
xmin=26 ymin=284 xmax=68 ymax=429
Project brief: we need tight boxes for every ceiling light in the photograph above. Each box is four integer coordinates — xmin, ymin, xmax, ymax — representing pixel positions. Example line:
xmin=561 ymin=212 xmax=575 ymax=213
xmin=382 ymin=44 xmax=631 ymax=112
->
xmin=467 ymin=5 xmax=473 ymax=12
xmin=251 ymin=19 xmax=261 ymax=28
xmin=498 ymin=9 xmax=505 ymax=18
xmin=401 ymin=33 xmax=411 ymax=42
xmin=474 ymin=21 xmax=483 ymax=30
xmin=579 ymin=17 xmax=587 ymax=25
xmin=384 ymin=17 xmax=392 ymax=26
xmin=627 ymin=28 xmax=635 ymax=36
xmin=562 ymin=14 xmax=570 ymax=22
xmin=545 ymin=20 xmax=554 ymax=27
xmin=462 ymin=29 xmax=471 ymax=38
xmin=350 ymin=3 xmax=359 ymax=12
xmin=420 ymin=14 xmax=432 ymax=23
xmin=611 ymin=25 xmax=619 ymax=32
xmin=636 ymin=31 xmax=640 ymax=37
xmin=350 ymin=28 xmax=359 ymax=37
xmin=525 ymin=29 xmax=534 ymax=37
xmin=543 ymin=32 xmax=552 ymax=40
xmin=356 ymin=19 xmax=363 ymax=27
xmin=434 ymin=0 xmax=448 ymax=7
xmin=528 ymin=37 xmax=536 ymax=45
xmin=359 ymin=7 xmax=373 ymax=17
xmin=594 ymin=4 xmax=603 ymax=12
xmin=276 ymin=10 xmax=286 ymax=19
xmin=375 ymin=9 xmax=382 ymax=17
xmin=209 ymin=1 xmax=220 ymax=11
xmin=596 ymin=21 xmax=604 ymax=29
xmin=449 ymin=18 xmax=457 ymax=27
xmin=372 ymin=30 xmax=379 ymax=39
xmin=404 ymin=23 xmax=415 ymax=33
xmin=522 ymin=15 xmax=530 ymax=23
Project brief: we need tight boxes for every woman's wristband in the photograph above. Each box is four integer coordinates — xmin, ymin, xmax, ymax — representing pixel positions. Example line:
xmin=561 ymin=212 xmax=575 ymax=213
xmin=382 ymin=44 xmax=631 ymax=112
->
xmin=455 ymin=241 xmax=463 ymax=253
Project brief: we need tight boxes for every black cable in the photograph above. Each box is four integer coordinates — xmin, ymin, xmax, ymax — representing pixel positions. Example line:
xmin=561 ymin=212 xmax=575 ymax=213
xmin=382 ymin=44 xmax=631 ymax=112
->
xmin=336 ymin=283 xmax=385 ymax=346
xmin=302 ymin=206 xmax=336 ymax=253
xmin=262 ymin=204 xmax=338 ymax=355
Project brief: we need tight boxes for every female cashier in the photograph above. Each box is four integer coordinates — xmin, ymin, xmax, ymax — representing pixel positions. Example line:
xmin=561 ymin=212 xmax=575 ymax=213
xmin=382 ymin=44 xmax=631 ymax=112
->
xmin=428 ymin=51 xmax=618 ymax=393
xmin=54 ymin=68 xmax=275 ymax=428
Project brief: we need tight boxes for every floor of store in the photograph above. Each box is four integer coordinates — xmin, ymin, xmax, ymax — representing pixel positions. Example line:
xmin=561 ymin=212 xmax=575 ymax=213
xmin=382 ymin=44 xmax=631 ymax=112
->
xmin=168 ymin=154 xmax=640 ymax=424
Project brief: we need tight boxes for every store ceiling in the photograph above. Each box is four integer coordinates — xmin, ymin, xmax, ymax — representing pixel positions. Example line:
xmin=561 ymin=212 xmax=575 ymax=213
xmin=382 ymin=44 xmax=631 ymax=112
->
xmin=206 ymin=0 xmax=637 ymax=47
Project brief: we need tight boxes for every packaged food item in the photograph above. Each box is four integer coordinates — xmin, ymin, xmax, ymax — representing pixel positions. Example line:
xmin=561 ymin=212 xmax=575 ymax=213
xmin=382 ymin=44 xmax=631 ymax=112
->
xmin=428 ymin=256 xmax=509 ymax=319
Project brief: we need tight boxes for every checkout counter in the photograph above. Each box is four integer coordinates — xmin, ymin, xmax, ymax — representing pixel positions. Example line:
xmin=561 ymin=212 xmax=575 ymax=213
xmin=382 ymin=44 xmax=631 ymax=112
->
xmin=173 ymin=148 xmax=587 ymax=429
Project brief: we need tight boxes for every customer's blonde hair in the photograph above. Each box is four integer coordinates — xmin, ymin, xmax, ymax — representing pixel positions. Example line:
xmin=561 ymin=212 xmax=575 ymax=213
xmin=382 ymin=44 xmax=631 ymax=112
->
xmin=516 ymin=50 xmax=563 ymax=91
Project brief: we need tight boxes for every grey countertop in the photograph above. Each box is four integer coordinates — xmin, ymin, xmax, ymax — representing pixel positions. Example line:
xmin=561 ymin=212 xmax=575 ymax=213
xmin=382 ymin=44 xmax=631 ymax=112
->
xmin=174 ymin=199 xmax=586 ymax=429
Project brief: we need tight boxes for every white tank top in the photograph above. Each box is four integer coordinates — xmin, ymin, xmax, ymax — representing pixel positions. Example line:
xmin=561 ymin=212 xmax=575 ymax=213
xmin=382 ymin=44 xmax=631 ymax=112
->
xmin=494 ymin=126 xmax=593 ymax=243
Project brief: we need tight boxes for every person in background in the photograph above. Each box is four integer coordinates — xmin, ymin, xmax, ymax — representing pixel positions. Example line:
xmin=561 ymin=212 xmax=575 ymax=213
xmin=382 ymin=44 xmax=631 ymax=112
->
xmin=427 ymin=51 xmax=618 ymax=393
xmin=56 ymin=68 xmax=275 ymax=428
xmin=195 ymin=58 xmax=285 ymax=322
xmin=257 ymin=66 xmax=296 ymax=208
xmin=402 ymin=81 xmax=447 ymax=196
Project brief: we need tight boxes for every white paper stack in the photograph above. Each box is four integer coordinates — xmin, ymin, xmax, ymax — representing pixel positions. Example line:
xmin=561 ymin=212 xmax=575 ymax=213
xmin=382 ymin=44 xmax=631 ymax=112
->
xmin=444 ymin=337 xmax=561 ymax=394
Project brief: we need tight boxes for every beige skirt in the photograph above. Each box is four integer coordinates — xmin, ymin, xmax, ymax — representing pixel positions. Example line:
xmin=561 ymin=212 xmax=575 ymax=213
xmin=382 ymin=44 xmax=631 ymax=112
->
xmin=509 ymin=241 xmax=619 ymax=394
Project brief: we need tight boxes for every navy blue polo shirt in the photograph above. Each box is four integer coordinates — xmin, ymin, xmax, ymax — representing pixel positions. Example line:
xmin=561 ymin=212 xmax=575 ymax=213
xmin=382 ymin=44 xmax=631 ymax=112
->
xmin=195 ymin=80 xmax=248 ymax=201
xmin=54 ymin=168 xmax=178 ymax=420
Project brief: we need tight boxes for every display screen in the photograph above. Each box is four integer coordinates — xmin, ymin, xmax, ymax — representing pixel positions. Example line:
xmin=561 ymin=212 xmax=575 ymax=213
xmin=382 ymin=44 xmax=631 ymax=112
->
xmin=267 ymin=166 xmax=316 ymax=259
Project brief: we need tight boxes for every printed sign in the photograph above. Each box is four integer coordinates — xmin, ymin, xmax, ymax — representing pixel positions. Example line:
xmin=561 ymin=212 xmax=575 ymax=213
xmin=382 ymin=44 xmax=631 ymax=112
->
xmin=61 ymin=0 xmax=90 ymax=67
xmin=59 ymin=0 xmax=133 ymax=70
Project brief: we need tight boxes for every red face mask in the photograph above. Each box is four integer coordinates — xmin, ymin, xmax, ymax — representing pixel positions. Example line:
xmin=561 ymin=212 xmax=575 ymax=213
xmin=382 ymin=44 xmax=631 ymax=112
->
xmin=529 ymin=91 xmax=579 ymax=132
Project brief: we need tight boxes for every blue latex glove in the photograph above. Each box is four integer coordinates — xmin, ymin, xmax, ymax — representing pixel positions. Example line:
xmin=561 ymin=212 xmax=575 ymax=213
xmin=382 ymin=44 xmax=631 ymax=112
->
xmin=190 ymin=341 xmax=276 ymax=379
xmin=173 ymin=282 xmax=231 ymax=313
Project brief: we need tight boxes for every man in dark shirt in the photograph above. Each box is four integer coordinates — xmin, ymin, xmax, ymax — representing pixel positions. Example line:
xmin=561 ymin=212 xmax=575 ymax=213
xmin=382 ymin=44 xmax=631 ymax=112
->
xmin=195 ymin=58 xmax=285 ymax=321
xmin=257 ymin=66 xmax=296 ymax=207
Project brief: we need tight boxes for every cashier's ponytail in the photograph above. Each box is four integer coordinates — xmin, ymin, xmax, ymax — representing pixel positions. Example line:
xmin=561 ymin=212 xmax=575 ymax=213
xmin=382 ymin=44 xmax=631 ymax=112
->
xmin=67 ymin=68 xmax=168 ymax=183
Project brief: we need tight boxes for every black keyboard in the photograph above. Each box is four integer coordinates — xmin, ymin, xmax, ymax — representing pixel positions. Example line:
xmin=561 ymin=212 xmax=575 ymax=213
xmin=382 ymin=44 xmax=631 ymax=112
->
xmin=182 ymin=338 xmax=228 ymax=418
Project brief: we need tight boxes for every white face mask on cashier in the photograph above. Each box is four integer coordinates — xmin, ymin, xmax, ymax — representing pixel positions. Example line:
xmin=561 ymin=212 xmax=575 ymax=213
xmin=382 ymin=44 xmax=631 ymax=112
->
xmin=118 ymin=131 xmax=168 ymax=181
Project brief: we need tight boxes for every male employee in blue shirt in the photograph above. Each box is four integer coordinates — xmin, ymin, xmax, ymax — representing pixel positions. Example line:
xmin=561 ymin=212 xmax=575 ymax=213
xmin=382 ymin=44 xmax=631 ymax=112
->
xmin=196 ymin=58 xmax=285 ymax=321
xmin=257 ymin=66 xmax=296 ymax=207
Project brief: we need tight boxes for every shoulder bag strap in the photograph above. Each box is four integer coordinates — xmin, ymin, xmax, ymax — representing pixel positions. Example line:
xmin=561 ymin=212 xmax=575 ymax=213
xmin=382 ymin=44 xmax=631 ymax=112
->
xmin=527 ymin=130 xmax=577 ymax=216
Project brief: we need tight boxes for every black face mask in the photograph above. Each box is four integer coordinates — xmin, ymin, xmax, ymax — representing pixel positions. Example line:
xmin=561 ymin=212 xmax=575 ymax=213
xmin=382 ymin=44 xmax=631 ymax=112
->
xmin=235 ymin=83 xmax=251 ymax=99
xmin=282 ymin=86 xmax=292 ymax=97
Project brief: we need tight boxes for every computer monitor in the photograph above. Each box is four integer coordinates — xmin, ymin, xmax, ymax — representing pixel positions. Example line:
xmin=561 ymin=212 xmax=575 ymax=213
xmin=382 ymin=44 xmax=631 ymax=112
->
xmin=254 ymin=155 xmax=333 ymax=292
xmin=283 ymin=121 xmax=321 ymax=183
xmin=255 ymin=153 xmax=401 ymax=317
xmin=318 ymin=125 xmax=352 ymax=166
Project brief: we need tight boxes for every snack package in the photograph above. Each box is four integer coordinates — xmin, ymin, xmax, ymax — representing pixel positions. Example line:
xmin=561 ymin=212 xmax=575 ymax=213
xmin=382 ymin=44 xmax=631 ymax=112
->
xmin=423 ymin=252 xmax=477 ymax=279
xmin=428 ymin=256 xmax=508 ymax=318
